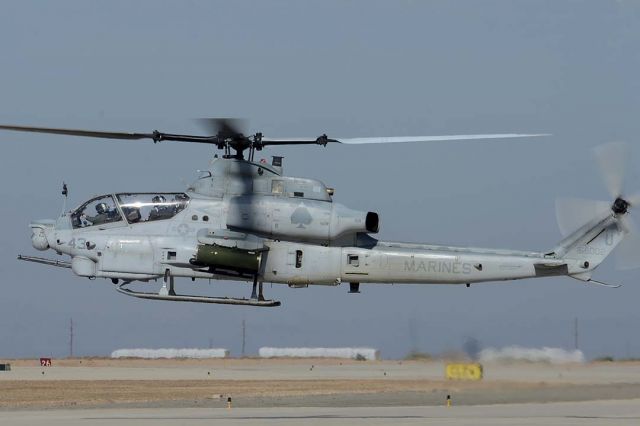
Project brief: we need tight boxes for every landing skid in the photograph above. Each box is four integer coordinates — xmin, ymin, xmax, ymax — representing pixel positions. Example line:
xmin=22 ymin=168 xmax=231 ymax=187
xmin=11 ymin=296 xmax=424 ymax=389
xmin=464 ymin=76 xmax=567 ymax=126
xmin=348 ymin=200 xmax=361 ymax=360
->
xmin=116 ymin=283 xmax=281 ymax=307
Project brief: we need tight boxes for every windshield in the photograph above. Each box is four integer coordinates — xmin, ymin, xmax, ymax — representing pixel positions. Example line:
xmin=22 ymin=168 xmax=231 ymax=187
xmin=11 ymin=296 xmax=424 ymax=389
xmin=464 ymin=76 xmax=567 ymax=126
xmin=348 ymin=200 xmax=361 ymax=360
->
xmin=116 ymin=193 xmax=190 ymax=224
xmin=71 ymin=195 xmax=122 ymax=229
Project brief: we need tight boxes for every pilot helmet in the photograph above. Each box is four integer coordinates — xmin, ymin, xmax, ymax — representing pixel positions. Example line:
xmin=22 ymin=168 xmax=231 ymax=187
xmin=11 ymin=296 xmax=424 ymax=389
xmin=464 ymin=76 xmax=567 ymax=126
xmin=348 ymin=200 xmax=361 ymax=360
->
xmin=95 ymin=202 xmax=108 ymax=214
xmin=152 ymin=195 xmax=166 ymax=204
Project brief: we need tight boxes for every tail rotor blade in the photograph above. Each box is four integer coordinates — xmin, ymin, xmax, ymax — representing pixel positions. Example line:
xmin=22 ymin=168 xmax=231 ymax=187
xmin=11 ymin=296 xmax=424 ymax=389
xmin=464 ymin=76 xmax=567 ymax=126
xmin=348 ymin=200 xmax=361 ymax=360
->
xmin=555 ymin=197 xmax=611 ymax=237
xmin=594 ymin=142 xmax=628 ymax=199
xmin=626 ymin=191 xmax=640 ymax=207
xmin=618 ymin=214 xmax=636 ymax=235
xmin=615 ymin=225 xmax=640 ymax=270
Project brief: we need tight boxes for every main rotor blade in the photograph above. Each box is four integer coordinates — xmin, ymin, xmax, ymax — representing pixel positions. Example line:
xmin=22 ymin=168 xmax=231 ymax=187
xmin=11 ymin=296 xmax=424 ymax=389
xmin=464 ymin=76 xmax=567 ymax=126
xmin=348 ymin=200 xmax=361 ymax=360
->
xmin=555 ymin=197 xmax=611 ymax=237
xmin=594 ymin=142 xmax=628 ymax=199
xmin=261 ymin=133 xmax=549 ymax=147
xmin=0 ymin=124 xmax=214 ymax=144
xmin=0 ymin=125 xmax=550 ymax=149
xmin=0 ymin=124 xmax=155 ymax=140
xmin=334 ymin=133 xmax=550 ymax=144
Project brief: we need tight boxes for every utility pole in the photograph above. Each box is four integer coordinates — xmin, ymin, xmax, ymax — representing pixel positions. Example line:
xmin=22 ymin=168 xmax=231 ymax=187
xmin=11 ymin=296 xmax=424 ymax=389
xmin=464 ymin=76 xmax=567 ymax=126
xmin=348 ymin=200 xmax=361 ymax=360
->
xmin=241 ymin=319 xmax=246 ymax=357
xmin=573 ymin=317 xmax=579 ymax=351
xmin=69 ymin=318 xmax=74 ymax=358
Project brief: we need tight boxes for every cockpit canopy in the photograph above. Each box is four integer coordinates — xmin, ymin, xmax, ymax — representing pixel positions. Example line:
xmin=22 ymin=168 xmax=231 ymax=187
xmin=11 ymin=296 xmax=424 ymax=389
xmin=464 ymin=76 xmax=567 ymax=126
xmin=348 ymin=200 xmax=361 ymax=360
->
xmin=71 ymin=195 xmax=121 ymax=228
xmin=71 ymin=193 xmax=190 ymax=228
xmin=116 ymin=193 xmax=189 ymax=224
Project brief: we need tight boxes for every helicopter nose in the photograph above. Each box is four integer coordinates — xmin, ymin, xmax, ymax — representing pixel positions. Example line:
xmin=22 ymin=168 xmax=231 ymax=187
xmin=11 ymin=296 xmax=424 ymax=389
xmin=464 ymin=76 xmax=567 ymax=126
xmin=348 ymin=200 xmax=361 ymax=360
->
xmin=29 ymin=219 xmax=56 ymax=251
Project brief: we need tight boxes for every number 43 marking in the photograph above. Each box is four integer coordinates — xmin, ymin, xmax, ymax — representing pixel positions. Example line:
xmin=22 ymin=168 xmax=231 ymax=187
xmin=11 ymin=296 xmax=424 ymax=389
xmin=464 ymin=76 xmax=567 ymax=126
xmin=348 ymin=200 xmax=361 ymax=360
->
xmin=67 ymin=238 xmax=87 ymax=249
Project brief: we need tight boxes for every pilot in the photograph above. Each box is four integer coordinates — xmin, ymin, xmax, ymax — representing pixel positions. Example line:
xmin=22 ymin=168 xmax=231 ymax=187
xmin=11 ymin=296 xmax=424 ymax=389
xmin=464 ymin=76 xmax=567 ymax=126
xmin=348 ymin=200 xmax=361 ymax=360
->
xmin=148 ymin=195 xmax=173 ymax=221
xmin=174 ymin=193 xmax=189 ymax=203
xmin=85 ymin=202 xmax=112 ymax=226
xmin=121 ymin=205 xmax=141 ymax=223
xmin=172 ymin=193 xmax=188 ymax=214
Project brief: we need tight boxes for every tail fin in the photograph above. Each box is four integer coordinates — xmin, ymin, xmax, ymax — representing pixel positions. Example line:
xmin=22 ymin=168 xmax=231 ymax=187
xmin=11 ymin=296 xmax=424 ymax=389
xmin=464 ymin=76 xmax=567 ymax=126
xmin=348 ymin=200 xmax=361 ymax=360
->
xmin=551 ymin=212 xmax=626 ymax=281
xmin=550 ymin=142 xmax=640 ymax=282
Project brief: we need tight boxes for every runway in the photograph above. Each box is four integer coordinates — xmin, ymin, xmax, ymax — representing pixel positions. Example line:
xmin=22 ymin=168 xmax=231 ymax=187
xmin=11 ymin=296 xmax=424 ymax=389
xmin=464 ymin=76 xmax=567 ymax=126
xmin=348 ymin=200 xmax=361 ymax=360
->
xmin=4 ymin=357 xmax=640 ymax=382
xmin=2 ymin=358 xmax=640 ymax=425
xmin=3 ymin=399 xmax=640 ymax=425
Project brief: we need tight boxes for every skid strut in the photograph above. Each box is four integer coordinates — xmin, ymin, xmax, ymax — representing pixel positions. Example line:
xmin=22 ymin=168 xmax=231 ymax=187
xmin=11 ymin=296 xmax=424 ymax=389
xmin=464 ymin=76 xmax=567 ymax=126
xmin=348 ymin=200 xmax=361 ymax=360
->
xmin=159 ymin=269 xmax=176 ymax=296
xmin=250 ymin=275 xmax=266 ymax=301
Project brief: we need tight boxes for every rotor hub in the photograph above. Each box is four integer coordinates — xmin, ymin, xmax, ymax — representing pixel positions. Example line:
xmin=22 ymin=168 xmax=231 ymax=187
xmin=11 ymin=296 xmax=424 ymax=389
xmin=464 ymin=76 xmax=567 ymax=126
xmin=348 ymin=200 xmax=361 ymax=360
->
xmin=612 ymin=197 xmax=630 ymax=215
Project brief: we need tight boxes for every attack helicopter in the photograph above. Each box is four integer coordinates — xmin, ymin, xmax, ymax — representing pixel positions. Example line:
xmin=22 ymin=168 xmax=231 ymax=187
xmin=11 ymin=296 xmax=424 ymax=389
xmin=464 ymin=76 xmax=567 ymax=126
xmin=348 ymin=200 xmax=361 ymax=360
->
xmin=2 ymin=120 xmax=638 ymax=307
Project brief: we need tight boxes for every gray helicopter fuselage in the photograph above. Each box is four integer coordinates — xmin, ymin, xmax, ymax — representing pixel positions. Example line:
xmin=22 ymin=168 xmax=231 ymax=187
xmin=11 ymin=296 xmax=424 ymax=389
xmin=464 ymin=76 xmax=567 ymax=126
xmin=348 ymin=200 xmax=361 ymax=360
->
xmin=29 ymin=156 xmax=611 ymax=289
xmin=1 ymin=121 xmax=630 ymax=305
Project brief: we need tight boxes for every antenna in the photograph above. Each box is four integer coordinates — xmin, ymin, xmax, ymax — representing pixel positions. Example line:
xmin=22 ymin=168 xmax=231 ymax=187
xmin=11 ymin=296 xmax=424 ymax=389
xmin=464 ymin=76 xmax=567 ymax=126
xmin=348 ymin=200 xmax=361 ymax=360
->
xmin=241 ymin=319 xmax=246 ymax=357
xmin=69 ymin=317 xmax=74 ymax=358
xmin=60 ymin=182 xmax=68 ymax=217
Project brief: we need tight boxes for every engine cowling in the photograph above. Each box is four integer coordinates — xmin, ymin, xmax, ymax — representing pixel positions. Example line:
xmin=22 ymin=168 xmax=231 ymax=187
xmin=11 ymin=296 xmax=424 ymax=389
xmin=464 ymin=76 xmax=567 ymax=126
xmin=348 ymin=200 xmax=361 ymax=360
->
xmin=226 ymin=195 xmax=379 ymax=242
